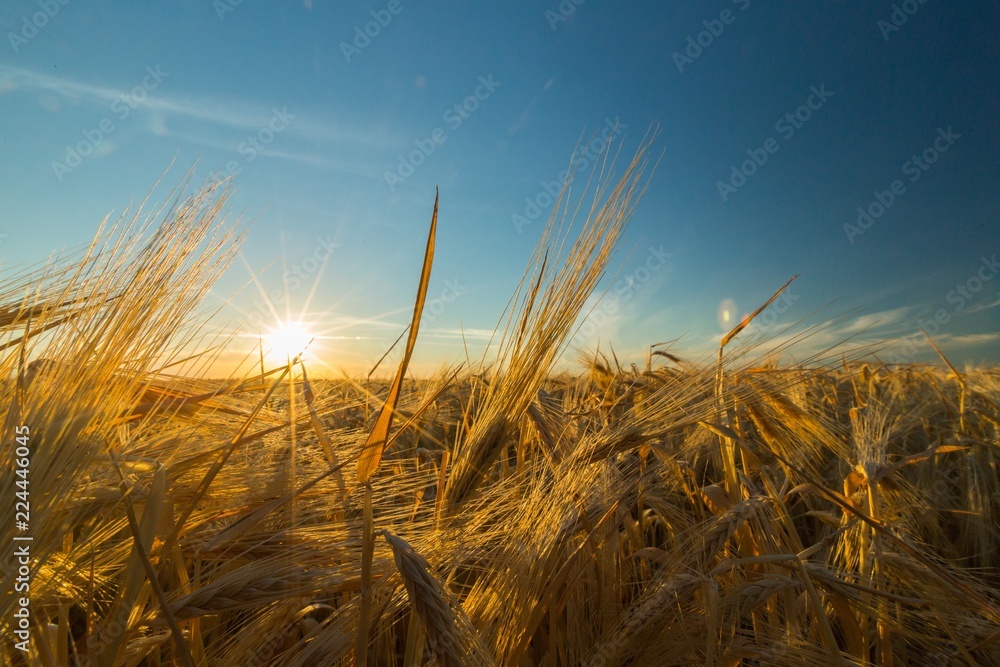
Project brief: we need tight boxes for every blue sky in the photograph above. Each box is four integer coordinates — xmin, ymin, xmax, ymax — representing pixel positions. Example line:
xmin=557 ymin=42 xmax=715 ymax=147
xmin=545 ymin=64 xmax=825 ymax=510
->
xmin=1 ymin=1 xmax=998 ymax=375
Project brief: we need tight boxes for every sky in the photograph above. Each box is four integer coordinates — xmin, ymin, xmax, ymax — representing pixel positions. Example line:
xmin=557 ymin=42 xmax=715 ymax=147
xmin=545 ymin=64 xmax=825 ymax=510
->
xmin=1 ymin=1 xmax=998 ymax=376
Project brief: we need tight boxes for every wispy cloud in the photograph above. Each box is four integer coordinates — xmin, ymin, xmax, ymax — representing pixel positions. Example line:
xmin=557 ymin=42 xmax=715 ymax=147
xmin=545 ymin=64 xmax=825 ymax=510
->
xmin=0 ymin=63 xmax=390 ymax=147
xmin=323 ymin=315 xmax=406 ymax=332
xmin=836 ymin=306 xmax=913 ymax=334
xmin=703 ymin=307 xmax=916 ymax=362
xmin=703 ymin=303 xmax=1000 ymax=367
xmin=167 ymin=128 xmax=383 ymax=177
xmin=421 ymin=327 xmax=495 ymax=341
xmin=507 ymin=76 xmax=555 ymax=137
xmin=249 ymin=148 xmax=383 ymax=177
xmin=966 ymin=293 xmax=1000 ymax=314
xmin=932 ymin=332 xmax=1000 ymax=347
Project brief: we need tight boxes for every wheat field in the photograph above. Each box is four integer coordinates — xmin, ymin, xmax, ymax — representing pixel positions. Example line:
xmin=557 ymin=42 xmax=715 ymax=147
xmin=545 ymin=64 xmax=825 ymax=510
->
xmin=1 ymin=146 xmax=999 ymax=666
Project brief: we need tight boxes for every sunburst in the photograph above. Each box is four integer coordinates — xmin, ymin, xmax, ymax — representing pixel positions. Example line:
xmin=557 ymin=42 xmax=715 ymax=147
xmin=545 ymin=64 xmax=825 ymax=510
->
xmin=263 ymin=320 xmax=314 ymax=364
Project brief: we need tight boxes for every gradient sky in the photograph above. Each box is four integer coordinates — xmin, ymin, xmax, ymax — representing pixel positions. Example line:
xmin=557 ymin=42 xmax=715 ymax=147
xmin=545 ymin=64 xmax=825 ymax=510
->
xmin=1 ymin=1 xmax=998 ymax=375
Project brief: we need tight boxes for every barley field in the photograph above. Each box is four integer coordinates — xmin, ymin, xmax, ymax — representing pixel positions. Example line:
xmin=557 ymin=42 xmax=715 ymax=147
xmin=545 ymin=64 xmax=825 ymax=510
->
xmin=2 ymin=152 xmax=999 ymax=666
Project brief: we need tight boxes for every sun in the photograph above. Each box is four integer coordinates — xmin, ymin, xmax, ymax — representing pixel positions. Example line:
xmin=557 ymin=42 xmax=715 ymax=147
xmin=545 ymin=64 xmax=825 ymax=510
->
xmin=263 ymin=320 xmax=314 ymax=364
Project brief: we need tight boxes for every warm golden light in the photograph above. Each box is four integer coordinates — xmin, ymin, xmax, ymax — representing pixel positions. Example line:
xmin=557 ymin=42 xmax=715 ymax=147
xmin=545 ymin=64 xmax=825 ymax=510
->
xmin=717 ymin=299 xmax=737 ymax=330
xmin=264 ymin=320 xmax=313 ymax=364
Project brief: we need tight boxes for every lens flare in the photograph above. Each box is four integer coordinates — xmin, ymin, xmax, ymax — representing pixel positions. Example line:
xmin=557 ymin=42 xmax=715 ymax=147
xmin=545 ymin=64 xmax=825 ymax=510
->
xmin=717 ymin=299 xmax=736 ymax=330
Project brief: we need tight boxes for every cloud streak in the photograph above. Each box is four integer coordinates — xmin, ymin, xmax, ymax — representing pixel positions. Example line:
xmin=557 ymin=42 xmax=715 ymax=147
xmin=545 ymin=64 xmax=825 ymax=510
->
xmin=707 ymin=303 xmax=1000 ymax=367
xmin=0 ymin=63 xmax=390 ymax=148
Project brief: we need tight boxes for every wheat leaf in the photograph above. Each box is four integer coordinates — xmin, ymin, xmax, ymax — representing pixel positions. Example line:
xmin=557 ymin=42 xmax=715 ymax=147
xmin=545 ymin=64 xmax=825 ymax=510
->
xmin=357 ymin=188 xmax=438 ymax=483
